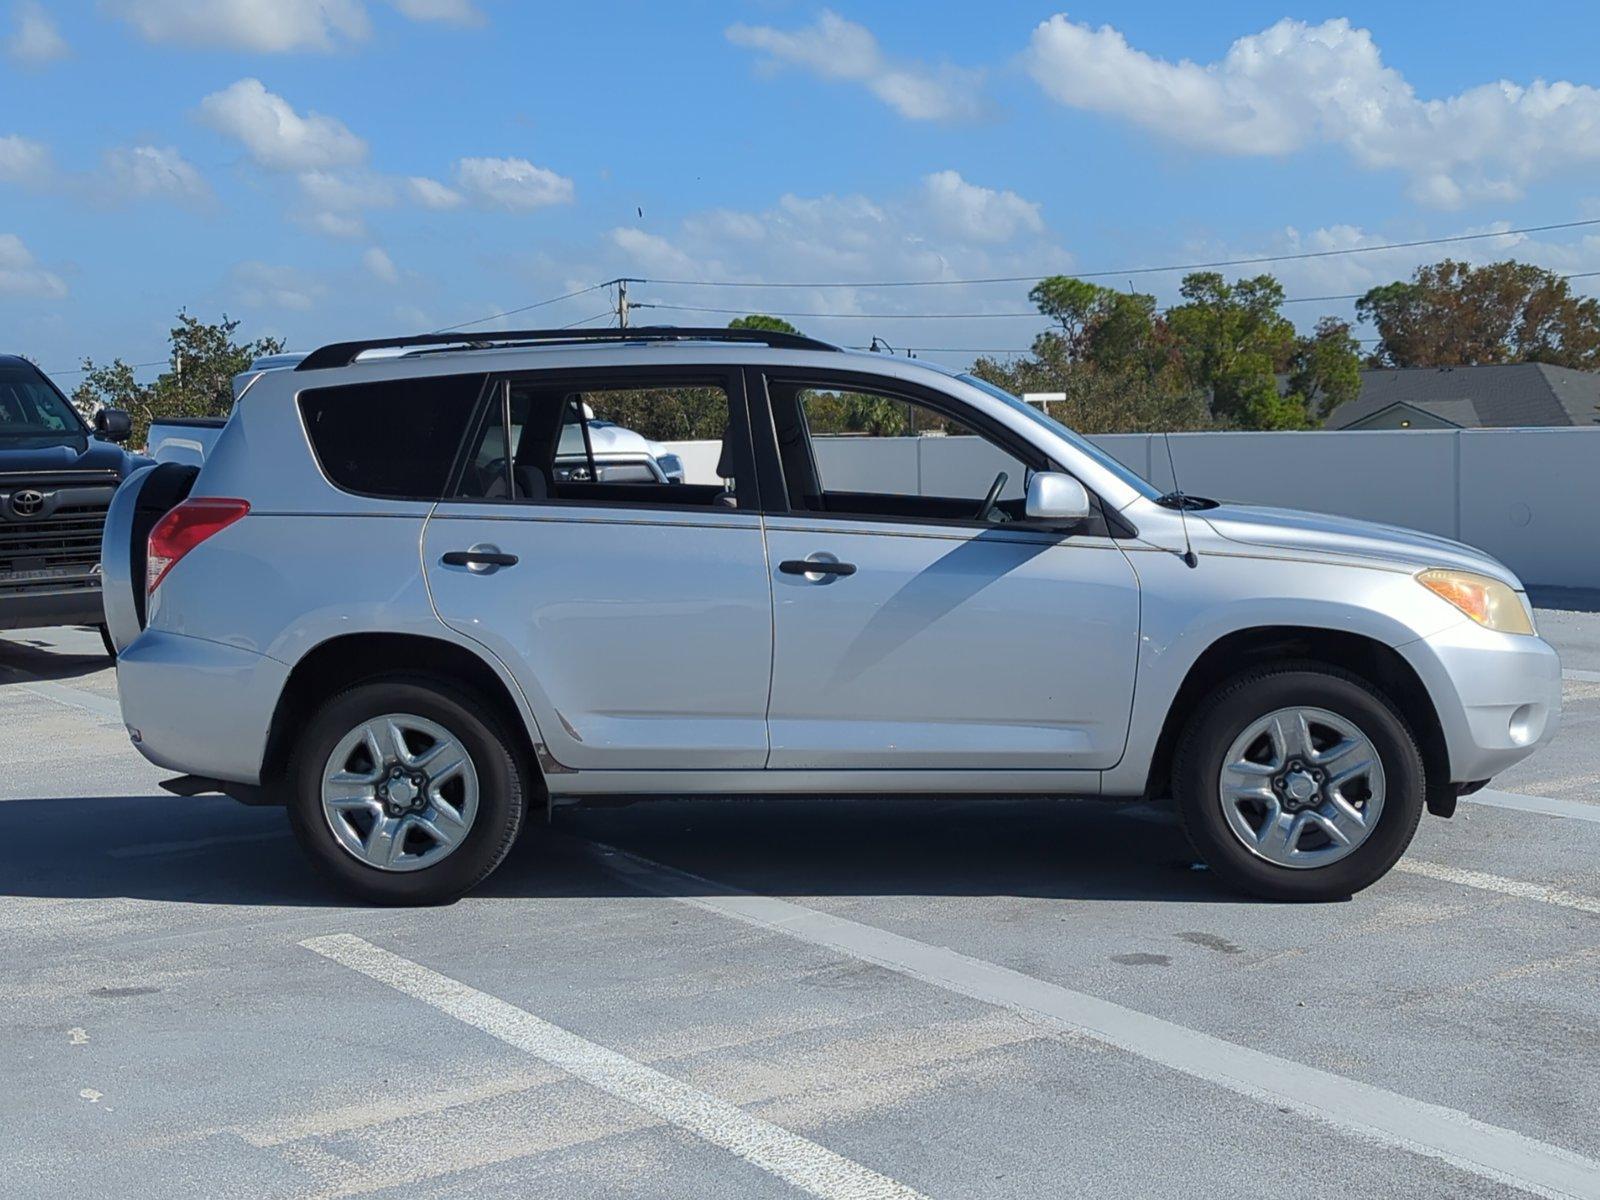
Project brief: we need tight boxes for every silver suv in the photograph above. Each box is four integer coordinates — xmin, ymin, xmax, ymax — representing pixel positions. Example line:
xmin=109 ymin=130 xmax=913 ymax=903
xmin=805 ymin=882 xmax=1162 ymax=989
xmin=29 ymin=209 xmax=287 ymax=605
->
xmin=102 ymin=327 xmax=1561 ymax=904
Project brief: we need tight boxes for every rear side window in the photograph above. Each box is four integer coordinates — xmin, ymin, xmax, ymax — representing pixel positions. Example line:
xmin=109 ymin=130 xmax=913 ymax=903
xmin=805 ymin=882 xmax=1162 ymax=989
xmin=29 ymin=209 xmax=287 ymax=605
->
xmin=299 ymin=374 xmax=484 ymax=499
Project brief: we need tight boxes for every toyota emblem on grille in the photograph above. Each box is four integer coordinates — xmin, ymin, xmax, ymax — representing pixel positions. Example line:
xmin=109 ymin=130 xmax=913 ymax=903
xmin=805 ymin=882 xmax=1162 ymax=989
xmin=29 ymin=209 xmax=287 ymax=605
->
xmin=9 ymin=489 xmax=46 ymax=517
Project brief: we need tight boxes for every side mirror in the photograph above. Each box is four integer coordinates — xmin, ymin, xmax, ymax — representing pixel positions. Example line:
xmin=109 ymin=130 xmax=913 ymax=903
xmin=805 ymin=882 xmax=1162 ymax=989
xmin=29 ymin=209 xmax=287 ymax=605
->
xmin=94 ymin=407 xmax=132 ymax=443
xmin=1025 ymin=471 xmax=1092 ymax=523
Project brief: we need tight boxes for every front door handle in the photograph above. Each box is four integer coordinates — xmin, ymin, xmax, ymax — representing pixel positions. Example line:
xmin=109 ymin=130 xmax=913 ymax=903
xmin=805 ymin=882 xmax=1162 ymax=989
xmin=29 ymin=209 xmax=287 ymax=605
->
xmin=779 ymin=558 xmax=856 ymax=578
xmin=442 ymin=547 xmax=519 ymax=570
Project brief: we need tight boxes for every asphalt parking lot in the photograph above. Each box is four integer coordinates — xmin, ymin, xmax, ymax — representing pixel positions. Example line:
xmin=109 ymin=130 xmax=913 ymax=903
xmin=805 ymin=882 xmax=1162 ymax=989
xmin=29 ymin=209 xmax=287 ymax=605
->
xmin=2 ymin=607 xmax=1598 ymax=1200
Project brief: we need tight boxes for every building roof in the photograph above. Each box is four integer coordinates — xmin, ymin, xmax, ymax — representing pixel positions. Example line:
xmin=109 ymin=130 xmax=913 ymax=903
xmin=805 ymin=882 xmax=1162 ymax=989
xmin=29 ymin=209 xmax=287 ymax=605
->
xmin=1325 ymin=363 xmax=1600 ymax=429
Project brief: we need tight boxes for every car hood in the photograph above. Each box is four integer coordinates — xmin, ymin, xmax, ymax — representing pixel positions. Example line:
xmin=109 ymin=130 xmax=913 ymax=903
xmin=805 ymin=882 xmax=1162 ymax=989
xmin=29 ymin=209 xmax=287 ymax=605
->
xmin=0 ymin=436 xmax=136 ymax=477
xmin=1199 ymin=503 xmax=1522 ymax=588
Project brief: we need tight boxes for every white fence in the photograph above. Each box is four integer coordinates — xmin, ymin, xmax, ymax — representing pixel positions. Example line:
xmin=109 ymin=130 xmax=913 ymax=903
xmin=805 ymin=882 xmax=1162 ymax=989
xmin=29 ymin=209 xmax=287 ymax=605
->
xmin=662 ymin=426 xmax=1600 ymax=589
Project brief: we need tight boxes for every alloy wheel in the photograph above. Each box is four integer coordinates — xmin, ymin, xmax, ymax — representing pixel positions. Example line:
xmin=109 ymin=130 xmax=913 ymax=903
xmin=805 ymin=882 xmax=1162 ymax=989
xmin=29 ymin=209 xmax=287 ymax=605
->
xmin=319 ymin=713 xmax=480 ymax=872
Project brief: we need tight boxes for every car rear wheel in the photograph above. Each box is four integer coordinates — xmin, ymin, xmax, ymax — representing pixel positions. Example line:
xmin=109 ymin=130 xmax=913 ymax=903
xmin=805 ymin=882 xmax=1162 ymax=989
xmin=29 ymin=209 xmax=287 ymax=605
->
xmin=287 ymin=674 xmax=526 ymax=904
xmin=1174 ymin=665 xmax=1425 ymax=902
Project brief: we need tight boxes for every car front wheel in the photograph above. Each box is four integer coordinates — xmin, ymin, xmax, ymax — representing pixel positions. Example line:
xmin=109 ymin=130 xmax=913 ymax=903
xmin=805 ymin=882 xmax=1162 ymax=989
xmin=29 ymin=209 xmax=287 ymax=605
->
xmin=287 ymin=675 xmax=526 ymax=904
xmin=1174 ymin=664 xmax=1425 ymax=901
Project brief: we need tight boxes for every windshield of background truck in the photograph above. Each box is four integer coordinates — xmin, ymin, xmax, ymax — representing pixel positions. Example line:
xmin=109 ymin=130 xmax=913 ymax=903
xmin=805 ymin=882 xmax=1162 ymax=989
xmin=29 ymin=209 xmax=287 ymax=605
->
xmin=0 ymin=366 xmax=86 ymax=446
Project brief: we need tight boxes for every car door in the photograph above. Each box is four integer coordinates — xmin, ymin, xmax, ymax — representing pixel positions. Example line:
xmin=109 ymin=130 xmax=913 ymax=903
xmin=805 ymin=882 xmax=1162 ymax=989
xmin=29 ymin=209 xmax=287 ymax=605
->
xmin=423 ymin=367 xmax=773 ymax=772
xmin=754 ymin=370 xmax=1140 ymax=771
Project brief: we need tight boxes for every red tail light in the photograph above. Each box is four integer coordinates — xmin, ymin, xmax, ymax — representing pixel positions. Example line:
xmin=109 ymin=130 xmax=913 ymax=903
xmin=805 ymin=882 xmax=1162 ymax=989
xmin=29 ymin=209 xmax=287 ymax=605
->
xmin=147 ymin=498 xmax=250 ymax=596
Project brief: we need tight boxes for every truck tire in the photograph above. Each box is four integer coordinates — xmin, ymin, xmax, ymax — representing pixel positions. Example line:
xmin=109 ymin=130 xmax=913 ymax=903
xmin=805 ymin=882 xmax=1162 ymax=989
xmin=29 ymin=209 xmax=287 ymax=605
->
xmin=1174 ymin=664 xmax=1425 ymax=902
xmin=287 ymin=674 xmax=526 ymax=905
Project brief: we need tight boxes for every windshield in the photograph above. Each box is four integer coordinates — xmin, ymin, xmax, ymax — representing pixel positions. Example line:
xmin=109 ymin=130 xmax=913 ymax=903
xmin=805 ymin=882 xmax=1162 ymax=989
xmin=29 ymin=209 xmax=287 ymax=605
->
xmin=957 ymin=373 xmax=1161 ymax=501
xmin=0 ymin=366 xmax=86 ymax=444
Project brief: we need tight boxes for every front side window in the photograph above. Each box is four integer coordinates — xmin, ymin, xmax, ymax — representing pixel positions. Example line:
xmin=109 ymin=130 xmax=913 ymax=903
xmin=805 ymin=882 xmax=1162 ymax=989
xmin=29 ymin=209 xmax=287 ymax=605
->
xmin=457 ymin=378 xmax=744 ymax=510
xmin=299 ymin=373 xmax=485 ymax=499
xmin=770 ymin=379 xmax=1040 ymax=525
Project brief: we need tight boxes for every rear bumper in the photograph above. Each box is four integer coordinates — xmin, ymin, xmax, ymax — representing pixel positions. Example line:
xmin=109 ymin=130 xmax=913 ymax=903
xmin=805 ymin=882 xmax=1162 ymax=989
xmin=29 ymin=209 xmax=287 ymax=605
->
xmin=0 ymin=583 xmax=103 ymax=631
xmin=116 ymin=629 xmax=287 ymax=785
xmin=1399 ymin=620 xmax=1562 ymax=784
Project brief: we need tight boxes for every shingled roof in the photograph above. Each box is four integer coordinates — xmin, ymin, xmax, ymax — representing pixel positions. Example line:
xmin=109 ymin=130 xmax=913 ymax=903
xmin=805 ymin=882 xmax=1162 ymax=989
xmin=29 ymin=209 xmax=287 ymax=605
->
xmin=1325 ymin=364 xmax=1600 ymax=429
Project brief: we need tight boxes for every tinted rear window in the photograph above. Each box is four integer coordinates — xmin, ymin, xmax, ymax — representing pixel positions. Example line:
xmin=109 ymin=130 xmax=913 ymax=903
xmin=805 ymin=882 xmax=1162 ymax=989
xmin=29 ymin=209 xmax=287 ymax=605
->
xmin=299 ymin=374 xmax=484 ymax=499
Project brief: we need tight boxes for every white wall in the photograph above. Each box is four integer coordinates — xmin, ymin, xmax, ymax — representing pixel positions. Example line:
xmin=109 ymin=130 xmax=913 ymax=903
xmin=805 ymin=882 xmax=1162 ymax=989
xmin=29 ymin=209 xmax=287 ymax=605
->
xmin=662 ymin=427 xmax=1600 ymax=588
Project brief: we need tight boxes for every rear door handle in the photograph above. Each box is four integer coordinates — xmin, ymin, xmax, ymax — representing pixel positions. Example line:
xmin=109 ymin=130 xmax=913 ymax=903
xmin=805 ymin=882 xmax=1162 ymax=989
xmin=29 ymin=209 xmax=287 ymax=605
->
xmin=779 ymin=558 xmax=856 ymax=577
xmin=442 ymin=548 xmax=519 ymax=569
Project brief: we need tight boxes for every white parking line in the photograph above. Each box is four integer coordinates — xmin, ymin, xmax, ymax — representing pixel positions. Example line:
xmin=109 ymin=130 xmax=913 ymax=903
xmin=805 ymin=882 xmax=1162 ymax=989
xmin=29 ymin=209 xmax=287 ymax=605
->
xmin=1396 ymin=860 xmax=1600 ymax=916
xmin=1563 ymin=668 xmax=1600 ymax=684
xmin=591 ymin=842 xmax=1600 ymax=1200
xmin=300 ymin=933 xmax=928 ymax=1200
xmin=1465 ymin=788 xmax=1600 ymax=826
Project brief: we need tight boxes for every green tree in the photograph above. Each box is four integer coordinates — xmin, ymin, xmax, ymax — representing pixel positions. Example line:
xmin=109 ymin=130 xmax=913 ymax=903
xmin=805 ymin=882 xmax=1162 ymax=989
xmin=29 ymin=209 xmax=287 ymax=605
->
xmin=969 ymin=337 xmax=1214 ymax=435
xmin=727 ymin=314 xmax=801 ymax=335
xmin=1164 ymin=273 xmax=1306 ymax=428
xmin=72 ymin=311 xmax=285 ymax=448
xmin=1356 ymin=259 xmax=1600 ymax=369
xmin=1288 ymin=316 xmax=1362 ymax=420
xmin=1027 ymin=276 xmax=1167 ymax=376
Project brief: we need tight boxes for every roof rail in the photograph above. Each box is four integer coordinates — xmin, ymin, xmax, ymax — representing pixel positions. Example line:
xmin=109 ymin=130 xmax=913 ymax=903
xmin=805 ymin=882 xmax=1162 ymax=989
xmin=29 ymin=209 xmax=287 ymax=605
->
xmin=294 ymin=325 xmax=839 ymax=371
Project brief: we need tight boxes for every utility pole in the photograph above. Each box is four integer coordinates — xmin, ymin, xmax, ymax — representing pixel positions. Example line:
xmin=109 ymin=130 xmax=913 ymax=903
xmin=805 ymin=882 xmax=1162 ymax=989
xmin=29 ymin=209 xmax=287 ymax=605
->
xmin=616 ymin=279 xmax=630 ymax=329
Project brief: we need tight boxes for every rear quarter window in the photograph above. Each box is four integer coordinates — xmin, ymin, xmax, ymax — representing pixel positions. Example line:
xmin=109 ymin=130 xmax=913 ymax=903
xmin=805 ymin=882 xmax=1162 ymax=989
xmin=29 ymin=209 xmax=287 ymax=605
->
xmin=298 ymin=374 xmax=484 ymax=499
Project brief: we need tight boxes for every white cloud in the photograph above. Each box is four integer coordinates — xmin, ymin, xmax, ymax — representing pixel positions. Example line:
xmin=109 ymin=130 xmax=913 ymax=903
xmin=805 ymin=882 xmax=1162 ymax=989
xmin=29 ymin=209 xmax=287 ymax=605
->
xmin=1025 ymin=14 xmax=1600 ymax=209
xmin=920 ymin=171 xmax=1043 ymax=243
xmin=727 ymin=10 xmax=983 ymax=122
xmin=297 ymin=168 xmax=394 ymax=210
xmin=601 ymin=177 xmax=1066 ymax=355
xmin=0 ymin=233 xmax=67 ymax=298
xmin=454 ymin=156 xmax=574 ymax=210
xmin=5 ymin=1 xmax=68 ymax=64
xmin=407 ymin=175 xmax=464 ymax=209
xmin=198 ymin=79 xmax=366 ymax=172
xmin=102 ymin=144 xmax=211 ymax=206
xmin=298 ymin=210 xmax=367 ymax=239
xmin=109 ymin=0 xmax=485 ymax=51
xmin=231 ymin=260 xmax=322 ymax=310
xmin=108 ymin=0 xmax=370 ymax=52
xmin=362 ymin=245 xmax=399 ymax=283
xmin=0 ymin=133 xmax=52 ymax=187
xmin=387 ymin=0 xmax=482 ymax=25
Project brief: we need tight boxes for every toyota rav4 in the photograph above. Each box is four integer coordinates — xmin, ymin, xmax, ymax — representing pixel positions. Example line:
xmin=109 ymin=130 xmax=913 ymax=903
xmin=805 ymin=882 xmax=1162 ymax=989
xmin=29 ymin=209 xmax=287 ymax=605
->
xmin=101 ymin=327 xmax=1561 ymax=905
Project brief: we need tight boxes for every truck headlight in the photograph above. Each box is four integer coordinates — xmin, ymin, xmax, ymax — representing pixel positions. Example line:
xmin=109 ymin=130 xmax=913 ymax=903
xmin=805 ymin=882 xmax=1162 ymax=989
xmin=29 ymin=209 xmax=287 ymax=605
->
xmin=1416 ymin=568 xmax=1535 ymax=636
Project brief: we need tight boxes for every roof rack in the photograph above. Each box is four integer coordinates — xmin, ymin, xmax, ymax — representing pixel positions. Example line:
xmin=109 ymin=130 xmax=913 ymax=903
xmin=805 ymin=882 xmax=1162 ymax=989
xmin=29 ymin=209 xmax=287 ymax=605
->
xmin=294 ymin=325 xmax=839 ymax=372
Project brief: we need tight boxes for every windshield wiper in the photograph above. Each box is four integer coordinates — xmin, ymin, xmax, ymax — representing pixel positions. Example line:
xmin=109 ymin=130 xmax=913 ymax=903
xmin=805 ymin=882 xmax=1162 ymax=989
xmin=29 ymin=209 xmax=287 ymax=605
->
xmin=1155 ymin=490 xmax=1218 ymax=511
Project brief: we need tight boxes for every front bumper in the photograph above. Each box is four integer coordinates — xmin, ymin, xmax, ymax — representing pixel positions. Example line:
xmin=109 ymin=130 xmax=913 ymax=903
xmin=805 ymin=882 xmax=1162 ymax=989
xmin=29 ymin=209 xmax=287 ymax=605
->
xmin=0 ymin=582 xmax=103 ymax=631
xmin=1399 ymin=619 xmax=1562 ymax=784
xmin=116 ymin=629 xmax=287 ymax=785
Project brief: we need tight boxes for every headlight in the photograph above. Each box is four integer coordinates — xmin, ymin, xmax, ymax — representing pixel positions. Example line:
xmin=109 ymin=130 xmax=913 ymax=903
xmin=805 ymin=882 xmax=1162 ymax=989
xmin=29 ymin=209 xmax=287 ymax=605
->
xmin=1416 ymin=568 xmax=1535 ymax=636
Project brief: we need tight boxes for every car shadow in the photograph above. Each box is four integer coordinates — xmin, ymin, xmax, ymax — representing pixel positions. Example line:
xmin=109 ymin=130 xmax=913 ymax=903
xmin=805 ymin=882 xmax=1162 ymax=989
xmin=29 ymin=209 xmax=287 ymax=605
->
xmin=0 ymin=627 xmax=109 ymax=683
xmin=0 ymin=793 xmax=1249 ymax=908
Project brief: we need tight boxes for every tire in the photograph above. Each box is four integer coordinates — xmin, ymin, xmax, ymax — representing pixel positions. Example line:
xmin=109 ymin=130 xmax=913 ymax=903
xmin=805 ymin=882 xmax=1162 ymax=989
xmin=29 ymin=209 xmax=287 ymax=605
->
xmin=287 ymin=674 xmax=527 ymax=905
xmin=1173 ymin=664 xmax=1425 ymax=902
xmin=98 ymin=624 xmax=116 ymax=658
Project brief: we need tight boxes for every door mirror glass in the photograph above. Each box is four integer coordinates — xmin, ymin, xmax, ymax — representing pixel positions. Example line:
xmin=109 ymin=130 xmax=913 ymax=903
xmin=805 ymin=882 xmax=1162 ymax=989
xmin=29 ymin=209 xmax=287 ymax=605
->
xmin=94 ymin=407 xmax=132 ymax=443
xmin=1025 ymin=472 xmax=1091 ymax=522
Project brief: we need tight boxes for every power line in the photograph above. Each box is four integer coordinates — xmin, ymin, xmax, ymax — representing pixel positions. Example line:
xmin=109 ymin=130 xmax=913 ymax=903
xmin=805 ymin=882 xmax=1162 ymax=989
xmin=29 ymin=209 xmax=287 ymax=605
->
xmin=47 ymin=358 xmax=167 ymax=377
xmin=560 ymin=309 xmax=617 ymax=329
xmin=433 ymin=281 xmax=612 ymax=333
xmin=634 ymin=302 xmax=1040 ymax=320
xmin=625 ymin=217 xmax=1600 ymax=290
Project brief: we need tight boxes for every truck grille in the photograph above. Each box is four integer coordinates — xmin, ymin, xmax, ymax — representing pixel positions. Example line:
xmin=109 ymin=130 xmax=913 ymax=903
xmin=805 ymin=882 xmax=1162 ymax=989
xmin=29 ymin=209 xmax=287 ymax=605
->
xmin=0 ymin=476 xmax=117 ymax=593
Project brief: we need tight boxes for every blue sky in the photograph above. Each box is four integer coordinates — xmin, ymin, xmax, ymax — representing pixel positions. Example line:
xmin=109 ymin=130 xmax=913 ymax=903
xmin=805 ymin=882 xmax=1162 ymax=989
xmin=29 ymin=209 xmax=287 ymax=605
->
xmin=5 ymin=1 xmax=1600 ymax=382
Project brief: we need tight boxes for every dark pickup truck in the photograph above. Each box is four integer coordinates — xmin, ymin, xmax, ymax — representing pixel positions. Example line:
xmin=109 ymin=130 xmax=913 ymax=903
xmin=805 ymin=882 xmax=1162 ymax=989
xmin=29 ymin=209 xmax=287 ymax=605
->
xmin=0 ymin=354 xmax=145 ymax=649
